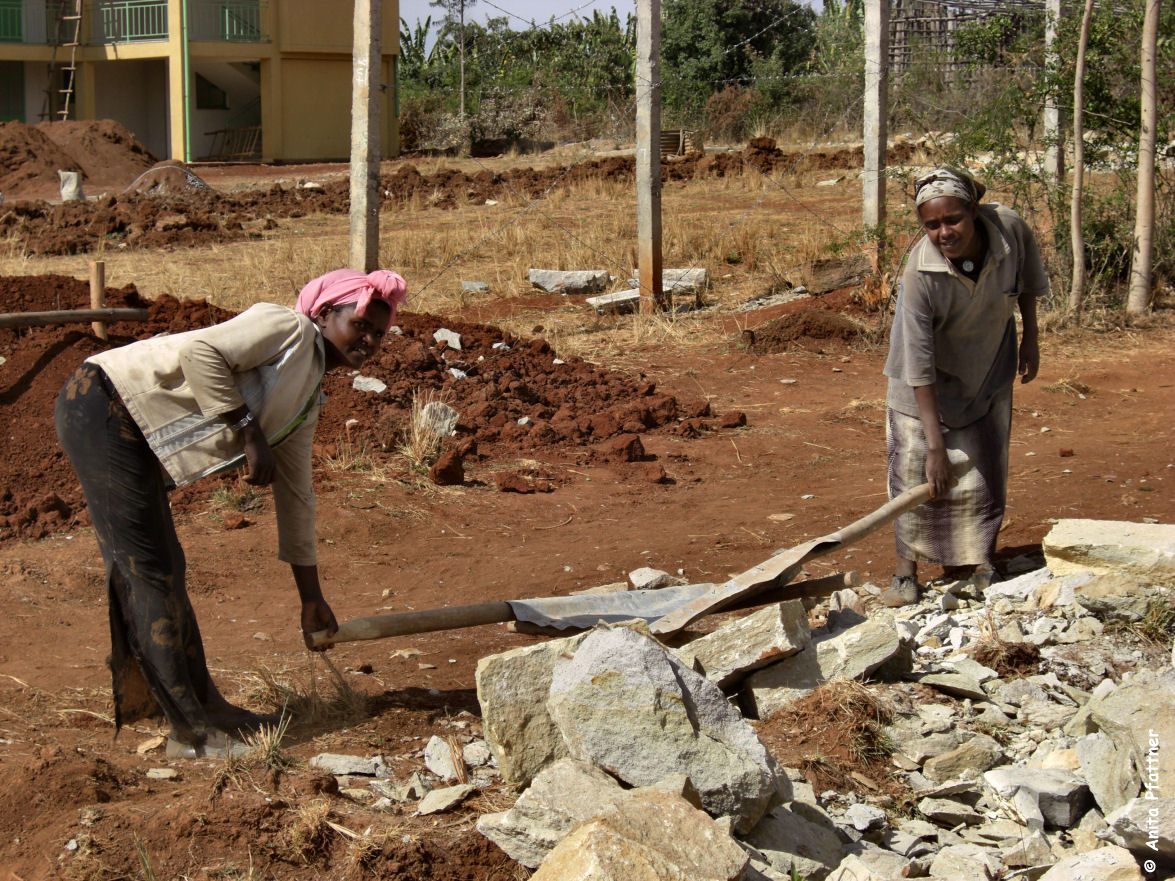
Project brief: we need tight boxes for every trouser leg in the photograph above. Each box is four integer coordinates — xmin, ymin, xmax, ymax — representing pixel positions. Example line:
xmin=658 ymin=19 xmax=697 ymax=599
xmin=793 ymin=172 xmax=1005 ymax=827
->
xmin=55 ymin=365 xmax=214 ymax=745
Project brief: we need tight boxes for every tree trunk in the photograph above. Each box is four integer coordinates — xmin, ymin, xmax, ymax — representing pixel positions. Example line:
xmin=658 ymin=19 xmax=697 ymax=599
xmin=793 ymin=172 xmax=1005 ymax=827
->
xmin=459 ymin=2 xmax=466 ymax=118
xmin=1126 ymin=0 xmax=1161 ymax=315
xmin=1067 ymin=0 xmax=1096 ymax=319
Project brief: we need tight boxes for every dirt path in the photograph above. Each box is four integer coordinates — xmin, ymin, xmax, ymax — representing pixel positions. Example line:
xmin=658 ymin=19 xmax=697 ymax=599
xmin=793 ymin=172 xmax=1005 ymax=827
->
xmin=0 ymin=317 xmax=1171 ymax=879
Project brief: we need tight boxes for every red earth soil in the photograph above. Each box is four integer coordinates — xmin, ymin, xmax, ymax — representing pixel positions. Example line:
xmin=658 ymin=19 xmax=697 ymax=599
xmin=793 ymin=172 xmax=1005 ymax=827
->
xmin=0 ymin=280 xmax=1172 ymax=879
xmin=0 ymin=119 xmax=156 ymax=203
xmin=1 ymin=138 xmax=919 ymax=256
xmin=0 ymin=273 xmax=718 ymax=543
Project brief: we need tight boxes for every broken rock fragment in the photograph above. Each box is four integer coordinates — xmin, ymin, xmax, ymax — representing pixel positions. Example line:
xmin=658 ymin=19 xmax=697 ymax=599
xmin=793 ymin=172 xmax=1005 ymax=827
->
xmin=675 ymin=601 xmax=811 ymax=689
xmin=547 ymin=626 xmax=786 ymax=832
xmin=476 ymin=759 xmax=629 ymax=868
xmin=530 ymin=788 xmax=748 ymax=881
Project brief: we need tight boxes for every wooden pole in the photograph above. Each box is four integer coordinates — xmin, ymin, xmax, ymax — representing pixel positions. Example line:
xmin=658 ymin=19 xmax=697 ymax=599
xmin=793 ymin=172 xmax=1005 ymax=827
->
xmin=88 ymin=260 xmax=107 ymax=340
xmin=1068 ymin=0 xmax=1096 ymax=319
xmin=0 ymin=308 xmax=149 ymax=329
xmin=349 ymin=0 xmax=381 ymax=273
xmin=1042 ymin=0 xmax=1065 ymax=185
xmin=1126 ymin=0 xmax=1161 ymax=315
xmin=862 ymin=0 xmax=889 ymax=236
xmin=636 ymin=0 xmax=663 ymax=314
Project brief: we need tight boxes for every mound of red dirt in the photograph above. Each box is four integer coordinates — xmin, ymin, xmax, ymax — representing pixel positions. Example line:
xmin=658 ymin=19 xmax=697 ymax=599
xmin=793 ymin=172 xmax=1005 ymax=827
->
xmin=0 ymin=274 xmax=714 ymax=542
xmin=36 ymin=119 xmax=156 ymax=190
xmin=0 ymin=121 xmax=82 ymax=201
xmin=2 ymin=141 xmax=918 ymax=256
xmin=0 ymin=119 xmax=156 ymax=202
xmin=744 ymin=308 xmax=864 ymax=353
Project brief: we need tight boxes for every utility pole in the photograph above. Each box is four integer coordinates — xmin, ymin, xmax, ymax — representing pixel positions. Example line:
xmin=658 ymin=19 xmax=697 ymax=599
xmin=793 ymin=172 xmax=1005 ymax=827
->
xmin=636 ymin=0 xmax=663 ymax=314
xmin=350 ymin=0 xmax=382 ymax=272
xmin=1042 ymin=0 xmax=1064 ymax=184
xmin=863 ymin=0 xmax=889 ymax=241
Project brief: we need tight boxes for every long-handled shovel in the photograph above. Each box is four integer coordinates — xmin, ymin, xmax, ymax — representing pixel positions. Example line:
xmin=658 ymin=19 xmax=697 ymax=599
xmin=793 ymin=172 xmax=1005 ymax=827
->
xmin=307 ymin=456 xmax=970 ymax=648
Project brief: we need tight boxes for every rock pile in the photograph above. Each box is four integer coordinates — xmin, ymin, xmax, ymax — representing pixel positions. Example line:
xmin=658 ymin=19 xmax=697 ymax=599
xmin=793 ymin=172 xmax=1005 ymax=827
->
xmin=305 ymin=520 xmax=1173 ymax=880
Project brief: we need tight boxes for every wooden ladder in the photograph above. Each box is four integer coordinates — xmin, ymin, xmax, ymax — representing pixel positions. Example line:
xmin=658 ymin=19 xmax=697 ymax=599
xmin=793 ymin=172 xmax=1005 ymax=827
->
xmin=44 ymin=0 xmax=84 ymax=121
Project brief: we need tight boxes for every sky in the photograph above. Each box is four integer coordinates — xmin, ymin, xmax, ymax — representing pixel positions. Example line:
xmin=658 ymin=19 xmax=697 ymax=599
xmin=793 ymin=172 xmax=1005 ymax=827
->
xmin=398 ymin=0 xmax=637 ymax=29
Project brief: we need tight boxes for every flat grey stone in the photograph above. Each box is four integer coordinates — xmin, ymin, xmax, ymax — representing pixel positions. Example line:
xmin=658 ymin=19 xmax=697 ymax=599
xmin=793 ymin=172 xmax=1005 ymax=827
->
xmin=424 ymin=734 xmax=463 ymax=781
xmin=918 ymin=797 xmax=984 ymax=826
xmin=548 ymin=627 xmax=785 ymax=833
xmin=146 ymin=768 xmax=178 ymax=780
xmin=529 ymin=268 xmax=609 ymax=294
xmin=1043 ymin=519 xmax=1175 ymax=585
xmin=743 ymin=617 xmax=906 ymax=718
xmin=1104 ymin=797 xmax=1175 ymax=865
xmin=676 ymin=601 xmax=810 ymax=688
xmin=309 ymin=753 xmax=386 ymax=777
xmin=1074 ymin=572 xmax=1151 ymax=622
xmin=1086 ymin=668 xmax=1175 ymax=794
xmin=984 ymin=767 xmax=1090 ymax=828
xmin=844 ymin=803 xmax=887 ymax=832
xmin=919 ymin=672 xmax=988 ymax=701
xmin=1037 ymin=844 xmax=1146 ymax=881
xmin=462 ymin=739 xmax=493 ymax=768
xmin=417 ymin=783 xmax=476 ymax=815
xmin=628 ymin=567 xmax=674 ymax=590
xmin=352 ymin=375 xmax=387 ymax=394
xmin=433 ymin=328 xmax=462 ymax=350
xmin=421 ymin=401 xmax=459 ymax=437
xmin=742 ymin=806 xmax=845 ymax=880
xmin=928 ymin=843 xmax=1002 ymax=878
xmin=1018 ymin=697 xmax=1079 ymax=729
xmin=530 ymin=787 xmax=748 ymax=881
xmin=586 ymin=289 xmax=641 ymax=314
xmin=461 ymin=281 xmax=489 ymax=293
xmin=996 ymin=678 xmax=1051 ymax=707
xmin=898 ymin=731 xmax=961 ymax=764
xmin=922 ymin=734 xmax=1004 ymax=783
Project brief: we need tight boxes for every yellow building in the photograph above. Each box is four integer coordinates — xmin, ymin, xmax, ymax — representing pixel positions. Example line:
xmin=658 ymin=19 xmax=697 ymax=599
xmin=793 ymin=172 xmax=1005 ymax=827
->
xmin=0 ymin=0 xmax=399 ymax=162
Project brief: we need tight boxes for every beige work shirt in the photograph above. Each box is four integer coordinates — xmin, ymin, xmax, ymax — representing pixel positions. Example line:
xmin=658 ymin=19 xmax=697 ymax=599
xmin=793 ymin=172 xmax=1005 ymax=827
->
xmin=88 ymin=303 xmax=325 ymax=565
xmin=884 ymin=203 xmax=1048 ymax=428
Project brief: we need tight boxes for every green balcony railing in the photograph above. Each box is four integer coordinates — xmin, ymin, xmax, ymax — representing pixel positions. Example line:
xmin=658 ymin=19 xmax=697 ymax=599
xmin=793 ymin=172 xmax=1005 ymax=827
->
xmin=0 ymin=0 xmax=23 ymax=42
xmin=93 ymin=0 xmax=168 ymax=43
xmin=189 ymin=0 xmax=267 ymax=42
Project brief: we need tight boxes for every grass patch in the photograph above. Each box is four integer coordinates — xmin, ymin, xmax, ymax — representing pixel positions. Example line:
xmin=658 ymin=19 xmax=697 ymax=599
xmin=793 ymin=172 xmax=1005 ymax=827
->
xmin=1132 ymin=598 xmax=1175 ymax=646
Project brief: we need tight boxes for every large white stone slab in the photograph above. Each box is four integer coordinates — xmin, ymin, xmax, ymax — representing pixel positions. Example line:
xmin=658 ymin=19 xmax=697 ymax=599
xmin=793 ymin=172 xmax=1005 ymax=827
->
xmin=1044 ymin=519 xmax=1175 ymax=584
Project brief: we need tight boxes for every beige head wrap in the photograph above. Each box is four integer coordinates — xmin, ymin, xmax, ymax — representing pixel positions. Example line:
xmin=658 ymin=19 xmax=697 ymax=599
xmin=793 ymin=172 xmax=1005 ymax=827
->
xmin=914 ymin=168 xmax=986 ymax=207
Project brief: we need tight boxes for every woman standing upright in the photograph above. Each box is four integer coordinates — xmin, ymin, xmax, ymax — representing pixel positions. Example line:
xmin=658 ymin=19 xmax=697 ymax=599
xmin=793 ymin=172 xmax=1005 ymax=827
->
xmin=881 ymin=169 xmax=1048 ymax=606
xmin=56 ymin=269 xmax=406 ymax=757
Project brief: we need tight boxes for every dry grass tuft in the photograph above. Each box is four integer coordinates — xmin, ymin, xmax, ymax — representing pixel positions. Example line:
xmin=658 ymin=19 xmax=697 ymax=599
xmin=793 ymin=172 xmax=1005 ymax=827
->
xmin=240 ymin=655 xmax=368 ymax=731
xmin=971 ymin=612 xmax=1042 ymax=676
xmin=1131 ymin=598 xmax=1175 ymax=646
xmin=397 ymin=390 xmax=449 ymax=470
xmin=756 ymin=680 xmax=897 ymax=795
xmin=280 ymin=799 xmax=335 ymax=864
xmin=246 ymin=711 xmax=295 ymax=773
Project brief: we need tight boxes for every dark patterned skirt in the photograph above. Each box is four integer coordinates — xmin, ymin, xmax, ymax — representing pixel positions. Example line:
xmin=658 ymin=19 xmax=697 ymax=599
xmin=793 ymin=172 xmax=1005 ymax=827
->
xmin=886 ymin=389 xmax=1011 ymax=568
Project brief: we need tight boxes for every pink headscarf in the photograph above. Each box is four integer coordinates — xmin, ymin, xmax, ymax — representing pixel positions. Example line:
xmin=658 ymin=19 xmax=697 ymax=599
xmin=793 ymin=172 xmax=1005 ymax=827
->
xmin=295 ymin=269 xmax=407 ymax=322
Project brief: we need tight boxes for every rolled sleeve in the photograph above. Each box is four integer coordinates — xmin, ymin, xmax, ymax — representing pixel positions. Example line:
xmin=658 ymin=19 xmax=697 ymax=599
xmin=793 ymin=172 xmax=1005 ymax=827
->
xmin=1017 ymin=222 xmax=1050 ymax=297
xmin=271 ymin=408 xmax=318 ymax=566
xmin=177 ymin=305 xmax=306 ymax=418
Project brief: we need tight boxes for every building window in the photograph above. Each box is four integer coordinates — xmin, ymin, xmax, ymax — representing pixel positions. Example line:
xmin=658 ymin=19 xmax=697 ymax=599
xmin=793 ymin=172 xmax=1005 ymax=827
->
xmin=195 ymin=74 xmax=228 ymax=110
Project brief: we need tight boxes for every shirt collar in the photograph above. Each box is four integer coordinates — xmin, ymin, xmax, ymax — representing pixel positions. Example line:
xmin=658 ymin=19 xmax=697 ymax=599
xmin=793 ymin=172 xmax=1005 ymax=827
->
xmin=915 ymin=203 xmax=1013 ymax=274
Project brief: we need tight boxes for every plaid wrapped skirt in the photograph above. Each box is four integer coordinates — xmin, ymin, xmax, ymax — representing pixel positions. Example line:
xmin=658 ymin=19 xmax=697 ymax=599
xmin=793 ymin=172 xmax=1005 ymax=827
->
xmin=886 ymin=389 xmax=1012 ymax=568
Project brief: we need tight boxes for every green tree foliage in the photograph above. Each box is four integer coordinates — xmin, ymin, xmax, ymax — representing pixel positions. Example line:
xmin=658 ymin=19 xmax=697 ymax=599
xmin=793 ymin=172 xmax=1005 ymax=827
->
xmin=660 ymin=0 xmax=817 ymax=120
